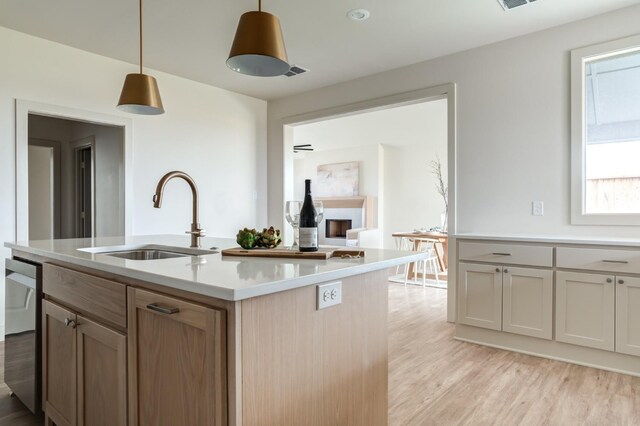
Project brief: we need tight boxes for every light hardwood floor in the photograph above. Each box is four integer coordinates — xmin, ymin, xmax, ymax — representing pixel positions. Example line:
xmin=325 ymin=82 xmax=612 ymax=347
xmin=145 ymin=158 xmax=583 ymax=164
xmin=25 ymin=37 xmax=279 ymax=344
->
xmin=0 ymin=284 xmax=639 ymax=425
xmin=388 ymin=282 xmax=640 ymax=425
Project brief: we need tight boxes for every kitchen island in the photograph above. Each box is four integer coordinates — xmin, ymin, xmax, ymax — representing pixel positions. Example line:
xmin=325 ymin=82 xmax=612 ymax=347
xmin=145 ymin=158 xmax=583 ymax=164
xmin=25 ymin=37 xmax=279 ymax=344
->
xmin=5 ymin=235 xmax=424 ymax=426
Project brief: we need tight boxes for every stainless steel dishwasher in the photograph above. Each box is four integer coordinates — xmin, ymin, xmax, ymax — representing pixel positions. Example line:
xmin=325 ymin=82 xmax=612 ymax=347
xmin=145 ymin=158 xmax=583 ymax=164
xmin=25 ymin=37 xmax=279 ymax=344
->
xmin=5 ymin=257 xmax=42 ymax=415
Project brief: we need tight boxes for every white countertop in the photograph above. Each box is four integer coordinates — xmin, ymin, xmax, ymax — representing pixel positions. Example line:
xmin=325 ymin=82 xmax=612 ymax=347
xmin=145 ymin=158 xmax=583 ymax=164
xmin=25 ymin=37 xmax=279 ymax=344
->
xmin=5 ymin=235 xmax=424 ymax=301
xmin=454 ymin=233 xmax=640 ymax=247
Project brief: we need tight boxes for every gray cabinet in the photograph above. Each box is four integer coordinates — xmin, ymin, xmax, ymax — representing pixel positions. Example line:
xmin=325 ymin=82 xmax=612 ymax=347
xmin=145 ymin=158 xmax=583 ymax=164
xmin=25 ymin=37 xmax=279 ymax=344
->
xmin=503 ymin=267 xmax=553 ymax=340
xmin=615 ymin=276 xmax=640 ymax=356
xmin=556 ymin=271 xmax=615 ymax=351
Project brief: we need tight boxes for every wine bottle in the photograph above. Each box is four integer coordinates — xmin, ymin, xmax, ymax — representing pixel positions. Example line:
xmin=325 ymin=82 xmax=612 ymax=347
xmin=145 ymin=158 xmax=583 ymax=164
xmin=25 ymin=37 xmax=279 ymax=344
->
xmin=299 ymin=179 xmax=318 ymax=252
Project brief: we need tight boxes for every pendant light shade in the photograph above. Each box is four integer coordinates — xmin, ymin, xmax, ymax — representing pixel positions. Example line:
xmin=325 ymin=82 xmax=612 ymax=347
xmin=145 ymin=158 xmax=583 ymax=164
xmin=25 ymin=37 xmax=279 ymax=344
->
xmin=118 ymin=73 xmax=164 ymax=115
xmin=117 ymin=0 xmax=164 ymax=115
xmin=227 ymin=7 xmax=289 ymax=77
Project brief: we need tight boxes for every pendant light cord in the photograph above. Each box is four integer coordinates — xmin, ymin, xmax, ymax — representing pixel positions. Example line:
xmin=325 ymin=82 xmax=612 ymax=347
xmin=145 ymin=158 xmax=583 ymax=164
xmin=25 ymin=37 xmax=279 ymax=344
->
xmin=139 ymin=0 xmax=143 ymax=74
xmin=258 ymin=0 xmax=262 ymax=12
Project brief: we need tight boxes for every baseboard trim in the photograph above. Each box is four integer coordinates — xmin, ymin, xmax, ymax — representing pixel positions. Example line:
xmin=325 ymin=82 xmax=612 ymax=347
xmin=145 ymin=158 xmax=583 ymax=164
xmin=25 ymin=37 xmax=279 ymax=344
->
xmin=455 ymin=324 xmax=640 ymax=377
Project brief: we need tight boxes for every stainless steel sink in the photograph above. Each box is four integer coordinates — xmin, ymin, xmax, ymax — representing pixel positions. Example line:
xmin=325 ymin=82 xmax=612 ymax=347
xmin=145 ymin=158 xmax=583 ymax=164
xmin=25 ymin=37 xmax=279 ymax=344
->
xmin=79 ymin=244 xmax=219 ymax=260
xmin=103 ymin=249 xmax=189 ymax=260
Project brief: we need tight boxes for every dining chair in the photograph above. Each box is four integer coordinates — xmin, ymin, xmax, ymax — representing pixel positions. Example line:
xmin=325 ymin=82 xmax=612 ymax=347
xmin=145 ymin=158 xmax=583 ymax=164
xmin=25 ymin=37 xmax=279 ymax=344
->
xmin=394 ymin=236 xmax=413 ymax=276
xmin=404 ymin=237 xmax=440 ymax=287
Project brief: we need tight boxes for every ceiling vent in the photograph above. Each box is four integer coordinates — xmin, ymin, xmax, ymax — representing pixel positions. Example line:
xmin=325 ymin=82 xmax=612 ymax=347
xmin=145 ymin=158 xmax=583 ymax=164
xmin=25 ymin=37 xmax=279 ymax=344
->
xmin=497 ymin=0 xmax=537 ymax=10
xmin=284 ymin=65 xmax=309 ymax=77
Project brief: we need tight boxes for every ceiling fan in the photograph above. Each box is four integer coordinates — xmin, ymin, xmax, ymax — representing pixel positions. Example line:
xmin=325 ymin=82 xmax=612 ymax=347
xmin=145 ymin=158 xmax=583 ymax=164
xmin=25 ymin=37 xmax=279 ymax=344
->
xmin=293 ymin=144 xmax=314 ymax=153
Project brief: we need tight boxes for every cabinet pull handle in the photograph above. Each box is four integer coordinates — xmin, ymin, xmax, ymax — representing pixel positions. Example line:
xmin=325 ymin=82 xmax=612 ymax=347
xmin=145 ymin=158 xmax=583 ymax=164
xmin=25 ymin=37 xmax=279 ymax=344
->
xmin=147 ymin=303 xmax=180 ymax=315
xmin=64 ymin=318 xmax=76 ymax=329
xmin=606 ymin=278 xmax=613 ymax=283
xmin=495 ymin=268 xmax=500 ymax=273
xmin=504 ymin=269 xmax=509 ymax=273
xmin=492 ymin=253 xmax=512 ymax=256
xmin=602 ymin=260 xmax=629 ymax=264
xmin=618 ymin=279 xmax=625 ymax=285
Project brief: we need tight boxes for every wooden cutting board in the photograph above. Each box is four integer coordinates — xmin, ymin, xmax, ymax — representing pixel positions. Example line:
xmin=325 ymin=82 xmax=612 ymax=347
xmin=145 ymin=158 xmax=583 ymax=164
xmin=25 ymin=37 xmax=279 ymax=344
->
xmin=221 ymin=247 xmax=365 ymax=259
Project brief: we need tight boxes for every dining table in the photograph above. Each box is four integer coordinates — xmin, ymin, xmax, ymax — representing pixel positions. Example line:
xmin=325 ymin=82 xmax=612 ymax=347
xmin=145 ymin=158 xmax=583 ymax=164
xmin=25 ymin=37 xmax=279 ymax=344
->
xmin=391 ymin=231 xmax=448 ymax=280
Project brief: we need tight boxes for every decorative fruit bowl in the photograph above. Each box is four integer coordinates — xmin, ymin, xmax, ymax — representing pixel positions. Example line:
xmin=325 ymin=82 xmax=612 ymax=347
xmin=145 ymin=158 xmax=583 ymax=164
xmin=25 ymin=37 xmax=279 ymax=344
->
xmin=236 ymin=227 xmax=282 ymax=249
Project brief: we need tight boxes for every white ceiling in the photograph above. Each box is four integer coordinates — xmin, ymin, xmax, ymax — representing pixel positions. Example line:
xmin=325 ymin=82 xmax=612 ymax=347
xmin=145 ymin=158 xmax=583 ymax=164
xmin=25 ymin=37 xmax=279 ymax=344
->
xmin=293 ymin=99 xmax=447 ymax=154
xmin=1 ymin=0 xmax=638 ymax=100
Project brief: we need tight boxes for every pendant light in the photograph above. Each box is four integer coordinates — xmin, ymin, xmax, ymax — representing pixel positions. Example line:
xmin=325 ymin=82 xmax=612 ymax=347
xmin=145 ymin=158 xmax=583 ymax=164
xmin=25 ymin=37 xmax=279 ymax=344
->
xmin=117 ymin=0 xmax=164 ymax=115
xmin=227 ymin=0 xmax=290 ymax=77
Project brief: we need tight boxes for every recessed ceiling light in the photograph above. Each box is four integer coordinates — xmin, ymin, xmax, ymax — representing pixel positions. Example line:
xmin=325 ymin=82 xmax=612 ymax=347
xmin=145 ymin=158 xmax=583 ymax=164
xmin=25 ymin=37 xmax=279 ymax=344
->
xmin=347 ymin=9 xmax=370 ymax=22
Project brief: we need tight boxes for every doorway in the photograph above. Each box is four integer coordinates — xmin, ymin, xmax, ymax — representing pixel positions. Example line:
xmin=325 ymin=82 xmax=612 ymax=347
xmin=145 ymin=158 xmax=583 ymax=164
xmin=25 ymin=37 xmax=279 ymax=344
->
xmin=280 ymin=84 xmax=457 ymax=321
xmin=289 ymin=100 xmax=448 ymax=249
xmin=26 ymin=114 xmax=125 ymax=240
xmin=16 ymin=100 xmax=133 ymax=242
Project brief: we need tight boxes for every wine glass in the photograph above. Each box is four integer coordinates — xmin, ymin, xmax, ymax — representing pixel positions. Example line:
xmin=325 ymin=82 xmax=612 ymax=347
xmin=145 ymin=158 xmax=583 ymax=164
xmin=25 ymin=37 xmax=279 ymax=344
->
xmin=313 ymin=201 xmax=324 ymax=248
xmin=285 ymin=201 xmax=302 ymax=250
xmin=313 ymin=201 xmax=324 ymax=224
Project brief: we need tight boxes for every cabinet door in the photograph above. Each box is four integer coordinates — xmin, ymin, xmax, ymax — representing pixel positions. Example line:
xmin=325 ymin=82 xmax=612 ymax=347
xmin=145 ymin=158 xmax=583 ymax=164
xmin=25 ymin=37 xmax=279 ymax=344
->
xmin=77 ymin=316 xmax=127 ymax=426
xmin=503 ymin=267 xmax=553 ymax=340
xmin=128 ymin=288 xmax=226 ymax=426
xmin=556 ymin=271 xmax=615 ymax=351
xmin=43 ymin=300 xmax=77 ymax=426
xmin=458 ymin=263 xmax=502 ymax=330
xmin=616 ymin=276 xmax=640 ymax=356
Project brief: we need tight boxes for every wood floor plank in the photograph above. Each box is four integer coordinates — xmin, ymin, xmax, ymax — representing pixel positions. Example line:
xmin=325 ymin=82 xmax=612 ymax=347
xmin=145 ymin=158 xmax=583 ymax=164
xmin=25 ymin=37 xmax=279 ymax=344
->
xmin=388 ymin=282 xmax=640 ymax=426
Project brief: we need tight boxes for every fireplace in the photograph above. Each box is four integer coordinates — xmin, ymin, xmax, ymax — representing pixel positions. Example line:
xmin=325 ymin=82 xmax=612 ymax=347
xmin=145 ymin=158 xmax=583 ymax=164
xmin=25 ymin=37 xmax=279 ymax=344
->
xmin=325 ymin=219 xmax=352 ymax=239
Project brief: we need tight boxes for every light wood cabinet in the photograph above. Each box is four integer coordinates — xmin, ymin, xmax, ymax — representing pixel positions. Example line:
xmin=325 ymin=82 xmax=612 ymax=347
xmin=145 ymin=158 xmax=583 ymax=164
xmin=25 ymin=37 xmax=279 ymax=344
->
xmin=77 ymin=316 xmax=127 ymax=426
xmin=556 ymin=271 xmax=615 ymax=351
xmin=458 ymin=263 xmax=502 ymax=330
xmin=43 ymin=300 xmax=126 ymax=426
xmin=615 ymin=276 xmax=640 ymax=356
xmin=127 ymin=287 xmax=226 ymax=426
xmin=503 ymin=267 xmax=553 ymax=340
xmin=43 ymin=300 xmax=76 ymax=426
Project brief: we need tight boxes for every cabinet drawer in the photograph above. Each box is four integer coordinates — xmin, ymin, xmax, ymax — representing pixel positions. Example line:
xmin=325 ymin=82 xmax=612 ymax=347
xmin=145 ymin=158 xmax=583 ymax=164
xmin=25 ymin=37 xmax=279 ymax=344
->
xmin=43 ymin=264 xmax=127 ymax=329
xmin=129 ymin=287 xmax=215 ymax=330
xmin=458 ymin=242 xmax=552 ymax=267
xmin=556 ymin=247 xmax=640 ymax=274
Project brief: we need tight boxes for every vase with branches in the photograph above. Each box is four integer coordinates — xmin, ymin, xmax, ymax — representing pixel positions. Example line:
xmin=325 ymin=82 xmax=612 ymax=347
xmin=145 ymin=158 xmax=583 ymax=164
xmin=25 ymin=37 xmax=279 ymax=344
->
xmin=429 ymin=156 xmax=448 ymax=231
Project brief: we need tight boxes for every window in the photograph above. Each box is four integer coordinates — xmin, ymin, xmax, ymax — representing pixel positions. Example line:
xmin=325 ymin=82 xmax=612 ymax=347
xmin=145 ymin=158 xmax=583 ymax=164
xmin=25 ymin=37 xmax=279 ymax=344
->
xmin=571 ymin=35 xmax=640 ymax=225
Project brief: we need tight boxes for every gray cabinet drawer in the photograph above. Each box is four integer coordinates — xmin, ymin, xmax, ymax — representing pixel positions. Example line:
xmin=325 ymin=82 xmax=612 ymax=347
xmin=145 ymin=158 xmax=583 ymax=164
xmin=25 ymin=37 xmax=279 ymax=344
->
xmin=458 ymin=242 xmax=553 ymax=267
xmin=556 ymin=247 xmax=640 ymax=274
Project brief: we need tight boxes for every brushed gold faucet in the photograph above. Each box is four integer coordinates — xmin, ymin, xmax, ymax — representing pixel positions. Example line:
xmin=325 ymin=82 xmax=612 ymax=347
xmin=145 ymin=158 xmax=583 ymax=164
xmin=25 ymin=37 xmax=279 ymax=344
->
xmin=152 ymin=171 xmax=205 ymax=248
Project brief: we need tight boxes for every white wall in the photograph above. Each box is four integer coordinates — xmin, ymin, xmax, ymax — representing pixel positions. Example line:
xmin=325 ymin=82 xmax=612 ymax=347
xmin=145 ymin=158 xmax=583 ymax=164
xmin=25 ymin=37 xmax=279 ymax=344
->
xmin=292 ymin=145 xmax=381 ymax=200
xmin=268 ymin=4 xmax=640 ymax=240
xmin=0 ymin=26 xmax=267 ymax=338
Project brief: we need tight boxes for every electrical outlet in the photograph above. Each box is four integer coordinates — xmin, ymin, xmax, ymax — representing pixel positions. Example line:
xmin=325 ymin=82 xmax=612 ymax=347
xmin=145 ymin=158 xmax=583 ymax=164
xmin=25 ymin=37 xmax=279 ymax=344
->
xmin=532 ymin=201 xmax=544 ymax=216
xmin=317 ymin=281 xmax=342 ymax=310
